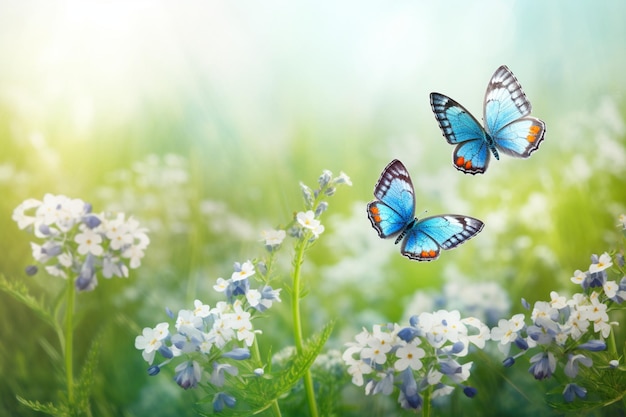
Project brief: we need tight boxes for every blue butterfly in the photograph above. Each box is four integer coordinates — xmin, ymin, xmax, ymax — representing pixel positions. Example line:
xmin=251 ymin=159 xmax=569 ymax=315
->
xmin=430 ymin=65 xmax=546 ymax=175
xmin=367 ymin=159 xmax=484 ymax=261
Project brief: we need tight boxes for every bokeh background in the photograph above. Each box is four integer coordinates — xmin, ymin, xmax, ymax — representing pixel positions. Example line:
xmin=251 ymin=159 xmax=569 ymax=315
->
xmin=1 ymin=1 xmax=625 ymax=416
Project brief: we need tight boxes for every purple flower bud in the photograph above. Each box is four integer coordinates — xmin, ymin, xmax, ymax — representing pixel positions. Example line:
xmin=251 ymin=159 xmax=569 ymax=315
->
xmin=158 ymin=345 xmax=173 ymax=359
xmin=528 ymin=352 xmax=556 ymax=380
xmin=398 ymin=368 xmax=421 ymax=410
xmin=578 ymin=340 xmax=606 ymax=352
xmin=222 ymin=348 xmax=250 ymax=360
xmin=174 ymin=360 xmax=202 ymax=390
xmin=213 ymin=392 xmax=236 ymax=412
xmin=463 ymin=386 xmax=477 ymax=398
xmin=397 ymin=327 xmax=420 ymax=342
xmin=38 ymin=223 xmax=52 ymax=236
xmin=25 ymin=265 xmax=38 ymax=276
xmin=148 ymin=365 xmax=160 ymax=376
xmin=83 ymin=214 xmax=101 ymax=229
xmin=514 ymin=336 xmax=529 ymax=350
xmin=521 ymin=298 xmax=531 ymax=310
xmin=503 ymin=357 xmax=515 ymax=368
xmin=75 ymin=254 xmax=97 ymax=291
xmin=563 ymin=383 xmax=587 ymax=402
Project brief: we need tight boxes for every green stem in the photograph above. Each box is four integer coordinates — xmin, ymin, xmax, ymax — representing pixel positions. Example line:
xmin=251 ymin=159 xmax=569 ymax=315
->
xmin=250 ymin=339 xmax=282 ymax=417
xmin=607 ymin=325 xmax=618 ymax=357
xmin=64 ymin=275 xmax=76 ymax=405
xmin=291 ymin=235 xmax=318 ymax=417
xmin=422 ymin=384 xmax=432 ymax=417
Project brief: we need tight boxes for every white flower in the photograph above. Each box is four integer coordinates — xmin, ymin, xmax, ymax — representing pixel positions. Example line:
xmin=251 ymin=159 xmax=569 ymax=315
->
xmin=75 ymin=229 xmax=104 ymax=256
xmin=214 ymin=277 xmax=229 ymax=292
xmin=589 ymin=252 xmax=612 ymax=273
xmin=192 ymin=299 xmax=211 ymax=318
xmin=231 ymin=260 xmax=255 ymax=281
xmin=296 ymin=210 xmax=325 ymax=237
xmin=261 ymin=229 xmax=286 ymax=246
xmin=394 ymin=341 xmax=425 ymax=371
xmin=12 ymin=198 xmax=41 ymax=229
xmin=571 ymin=270 xmax=586 ymax=285
xmin=135 ymin=325 xmax=168 ymax=364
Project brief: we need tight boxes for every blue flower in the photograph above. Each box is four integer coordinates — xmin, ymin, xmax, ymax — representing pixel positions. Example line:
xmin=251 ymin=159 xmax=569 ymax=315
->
xmin=213 ymin=392 xmax=236 ymax=412
xmin=528 ymin=352 xmax=556 ymax=380
xmin=462 ymin=386 xmax=477 ymax=398
xmin=578 ymin=340 xmax=606 ymax=352
xmin=221 ymin=347 xmax=250 ymax=360
xmin=82 ymin=214 xmax=102 ymax=229
xmin=563 ymin=383 xmax=587 ymax=402
xmin=398 ymin=369 xmax=421 ymax=410
xmin=503 ymin=357 xmax=515 ymax=368
xmin=173 ymin=360 xmax=202 ymax=390
xmin=564 ymin=354 xmax=593 ymax=378
xmin=210 ymin=362 xmax=238 ymax=387
xmin=365 ymin=369 xmax=394 ymax=396
xmin=397 ymin=326 xmax=421 ymax=342
xmin=75 ymin=253 xmax=97 ymax=291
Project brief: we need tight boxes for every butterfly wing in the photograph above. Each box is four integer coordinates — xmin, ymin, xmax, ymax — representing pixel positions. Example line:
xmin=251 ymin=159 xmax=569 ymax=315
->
xmin=401 ymin=215 xmax=484 ymax=261
xmin=430 ymin=92 xmax=492 ymax=174
xmin=367 ymin=159 xmax=415 ymax=238
xmin=484 ymin=65 xmax=546 ymax=158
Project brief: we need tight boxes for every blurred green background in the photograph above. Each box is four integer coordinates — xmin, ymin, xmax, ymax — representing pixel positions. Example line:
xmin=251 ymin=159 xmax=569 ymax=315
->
xmin=1 ymin=1 xmax=625 ymax=416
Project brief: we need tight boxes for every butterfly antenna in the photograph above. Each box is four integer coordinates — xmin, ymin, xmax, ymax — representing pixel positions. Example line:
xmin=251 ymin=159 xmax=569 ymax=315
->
xmin=417 ymin=209 xmax=427 ymax=220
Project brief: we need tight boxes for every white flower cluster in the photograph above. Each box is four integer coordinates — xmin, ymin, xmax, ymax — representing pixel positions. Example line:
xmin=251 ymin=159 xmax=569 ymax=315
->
xmin=491 ymin=250 xmax=625 ymax=402
xmin=13 ymin=193 xmax=149 ymax=291
xmin=343 ymin=310 xmax=490 ymax=410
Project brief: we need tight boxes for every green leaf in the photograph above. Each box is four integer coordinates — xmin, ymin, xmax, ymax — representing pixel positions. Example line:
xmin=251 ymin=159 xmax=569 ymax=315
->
xmin=199 ymin=321 xmax=334 ymax=416
xmin=16 ymin=396 xmax=65 ymax=417
xmin=0 ymin=274 xmax=57 ymax=330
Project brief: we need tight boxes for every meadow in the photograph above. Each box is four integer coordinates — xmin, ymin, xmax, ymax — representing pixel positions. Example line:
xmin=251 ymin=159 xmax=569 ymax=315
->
xmin=1 ymin=2 xmax=625 ymax=416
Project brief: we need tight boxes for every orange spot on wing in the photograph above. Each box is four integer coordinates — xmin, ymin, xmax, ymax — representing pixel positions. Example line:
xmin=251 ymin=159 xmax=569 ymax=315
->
xmin=527 ymin=125 xmax=541 ymax=142
xmin=421 ymin=250 xmax=428 ymax=258
xmin=429 ymin=249 xmax=436 ymax=257
xmin=373 ymin=215 xmax=381 ymax=222
xmin=370 ymin=206 xmax=379 ymax=215
xmin=464 ymin=160 xmax=472 ymax=169
xmin=455 ymin=156 xmax=465 ymax=167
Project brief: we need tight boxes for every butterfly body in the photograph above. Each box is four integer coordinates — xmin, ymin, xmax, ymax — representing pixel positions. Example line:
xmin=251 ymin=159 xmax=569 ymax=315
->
xmin=367 ymin=159 xmax=483 ymax=261
xmin=430 ymin=65 xmax=545 ymax=174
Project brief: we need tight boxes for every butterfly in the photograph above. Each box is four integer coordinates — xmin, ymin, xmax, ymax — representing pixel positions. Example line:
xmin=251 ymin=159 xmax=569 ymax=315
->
xmin=430 ymin=65 xmax=546 ymax=175
xmin=366 ymin=159 xmax=484 ymax=261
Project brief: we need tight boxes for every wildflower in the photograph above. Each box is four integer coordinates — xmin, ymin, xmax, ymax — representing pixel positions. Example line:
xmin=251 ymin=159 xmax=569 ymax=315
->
xmin=564 ymin=354 xmax=593 ymax=378
xmin=222 ymin=348 xmax=250 ymax=360
xmin=74 ymin=229 xmax=104 ymax=256
xmin=135 ymin=324 xmax=169 ymax=364
xmin=589 ymin=252 xmax=612 ymax=273
xmin=174 ymin=360 xmax=202 ymax=389
xmin=563 ymin=383 xmax=587 ymax=402
xmin=398 ymin=368 xmax=421 ymax=410
xmin=335 ymin=171 xmax=352 ymax=186
xmin=394 ymin=341 xmax=425 ymax=371
xmin=231 ymin=261 xmax=255 ymax=281
xmin=296 ymin=210 xmax=325 ymax=238
xmin=491 ymin=314 xmax=525 ymax=356
xmin=261 ymin=229 xmax=286 ymax=248
xmin=210 ymin=362 xmax=238 ymax=386
xmin=213 ymin=392 xmax=236 ymax=412
xmin=528 ymin=352 xmax=556 ymax=380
